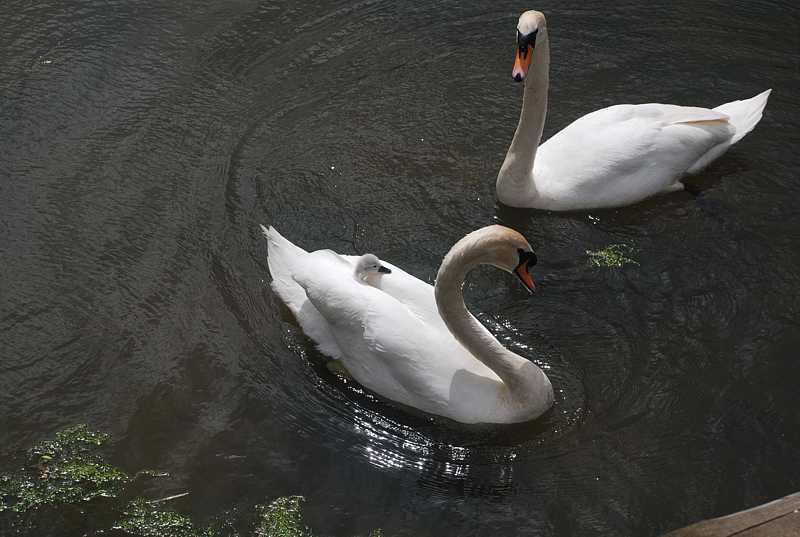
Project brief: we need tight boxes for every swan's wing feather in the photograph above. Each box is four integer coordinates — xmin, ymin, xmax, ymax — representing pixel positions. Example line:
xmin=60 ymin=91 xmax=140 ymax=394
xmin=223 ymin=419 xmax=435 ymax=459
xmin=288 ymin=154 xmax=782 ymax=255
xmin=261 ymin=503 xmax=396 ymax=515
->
xmin=265 ymin=229 xmax=519 ymax=423
xmin=292 ymin=257 xmax=459 ymax=409
xmin=339 ymin=254 xmax=443 ymax=329
xmin=370 ymin=262 xmax=445 ymax=330
xmin=644 ymin=104 xmax=729 ymax=125
xmin=318 ymin=249 xmax=353 ymax=268
xmin=263 ymin=225 xmax=309 ymax=314
xmin=714 ymin=89 xmax=771 ymax=144
xmin=264 ymin=227 xmax=442 ymax=361
xmin=535 ymin=103 xmax=735 ymax=208
xmin=263 ymin=226 xmax=344 ymax=359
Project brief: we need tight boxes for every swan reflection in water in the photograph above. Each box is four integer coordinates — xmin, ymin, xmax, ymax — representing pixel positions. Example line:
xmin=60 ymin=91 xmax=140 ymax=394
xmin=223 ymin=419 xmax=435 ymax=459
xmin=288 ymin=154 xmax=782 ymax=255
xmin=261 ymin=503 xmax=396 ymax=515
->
xmin=349 ymin=405 xmax=520 ymax=496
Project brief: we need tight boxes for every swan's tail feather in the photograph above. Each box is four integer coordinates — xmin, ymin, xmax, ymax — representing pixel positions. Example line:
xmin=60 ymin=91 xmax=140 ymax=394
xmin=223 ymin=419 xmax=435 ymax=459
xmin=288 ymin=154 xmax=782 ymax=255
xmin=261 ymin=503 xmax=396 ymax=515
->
xmin=261 ymin=225 xmax=345 ymax=360
xmin=714 ymin=89 xmax=771 ymax=145
xmin=262 ymin=225 xmax=308 ymax=265
xmin=262 ymin=225 xmax=309 ymax=314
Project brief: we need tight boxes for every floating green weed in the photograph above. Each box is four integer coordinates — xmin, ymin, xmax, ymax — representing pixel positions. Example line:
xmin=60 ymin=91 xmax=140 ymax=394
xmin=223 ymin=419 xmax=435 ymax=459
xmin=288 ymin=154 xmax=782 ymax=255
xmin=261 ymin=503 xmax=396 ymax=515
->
xmin=0 ymin=425 xmax=381 ymax=537
xmin=587 ymin=244 xmax=639 ymax=268
xmin=254 ymin=496 xmax=310 ymax=537
xmin=0 ymin=424 xmax=128 ymax=514
xmin=113 ymin=498 xmax=244 ymax=537
xmin=113 ymin=498 xmax=197 ymax=537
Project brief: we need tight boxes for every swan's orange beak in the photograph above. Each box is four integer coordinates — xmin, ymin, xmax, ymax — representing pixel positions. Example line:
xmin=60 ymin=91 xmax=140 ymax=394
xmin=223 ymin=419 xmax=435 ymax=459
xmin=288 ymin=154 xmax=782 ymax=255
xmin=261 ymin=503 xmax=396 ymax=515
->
xmin=512 ymin=45 xmax=532 ymax=82
xmin=514 ymin=261 xmax=536 ymax=293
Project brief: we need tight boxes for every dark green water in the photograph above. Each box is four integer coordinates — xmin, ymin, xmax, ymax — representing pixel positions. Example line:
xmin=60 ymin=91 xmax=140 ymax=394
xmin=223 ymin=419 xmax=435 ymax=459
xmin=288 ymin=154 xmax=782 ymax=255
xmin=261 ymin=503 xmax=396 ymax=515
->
xmin=1 ymin=1 xmax=798 ymax=535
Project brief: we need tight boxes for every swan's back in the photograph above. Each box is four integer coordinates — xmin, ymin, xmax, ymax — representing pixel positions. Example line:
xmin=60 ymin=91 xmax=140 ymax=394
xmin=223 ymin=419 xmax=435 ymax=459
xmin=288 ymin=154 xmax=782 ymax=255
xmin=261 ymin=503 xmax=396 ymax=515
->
xmin=534 ymin=103 xmax=735 ymax=209
xmin=263 ymin=226 xmax=524 ymax=423
xmin=529 ymin=90 xmax=771 ymax=210
xmin=284 ymin=243 xmax=506 ymax=420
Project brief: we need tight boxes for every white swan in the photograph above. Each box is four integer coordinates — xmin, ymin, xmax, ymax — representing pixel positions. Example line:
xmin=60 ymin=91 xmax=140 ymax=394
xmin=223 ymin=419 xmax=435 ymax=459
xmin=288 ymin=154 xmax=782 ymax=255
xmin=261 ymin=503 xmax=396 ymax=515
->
xmin=262 ymin=224 xmax=554 ymax=424
xmin=497 ymin=10 xmax=772 ymax=211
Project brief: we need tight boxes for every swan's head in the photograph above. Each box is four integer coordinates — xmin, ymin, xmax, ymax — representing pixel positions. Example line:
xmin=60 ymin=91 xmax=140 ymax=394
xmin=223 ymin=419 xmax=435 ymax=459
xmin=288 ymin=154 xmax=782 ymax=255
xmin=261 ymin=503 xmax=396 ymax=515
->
xmin=455 ymin=225 xmax=538 ymax=293
xmin=354 ymin=253 xmax=391 ymax=282
xmin=513 ymin=10 xmax=546 ymax=82
xmin=488 ymin=226 xmax=538 ymax=293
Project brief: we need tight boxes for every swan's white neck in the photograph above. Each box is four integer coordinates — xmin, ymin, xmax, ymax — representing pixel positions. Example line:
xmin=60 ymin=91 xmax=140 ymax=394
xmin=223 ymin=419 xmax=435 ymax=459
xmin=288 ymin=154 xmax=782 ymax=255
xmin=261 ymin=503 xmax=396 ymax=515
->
xmin=433 ymin=237 xmax=548 ymax=399
xmin=497 ymin=29 xmax=550 ymax=206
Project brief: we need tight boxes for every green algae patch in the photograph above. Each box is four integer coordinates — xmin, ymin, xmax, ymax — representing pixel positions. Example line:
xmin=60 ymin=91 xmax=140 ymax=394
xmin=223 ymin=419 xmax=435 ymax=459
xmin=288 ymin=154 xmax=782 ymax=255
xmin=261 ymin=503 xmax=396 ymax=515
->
xmin=113 ymin=498 xmax=197 ymax=537
xmin=0 ymin=460 xmax=126 ymax=511
xmin=0 ymin=424 xmax=129 ymax=514
xmin=587 ymin=244 xmax=639 ymax=268
xmin=1 ymin=425 xmax=381 ymax=537
xmin=254 ymin=496 xmax=310 ymax=537
xmin=252 ymin=497 xmax=381 ymax=537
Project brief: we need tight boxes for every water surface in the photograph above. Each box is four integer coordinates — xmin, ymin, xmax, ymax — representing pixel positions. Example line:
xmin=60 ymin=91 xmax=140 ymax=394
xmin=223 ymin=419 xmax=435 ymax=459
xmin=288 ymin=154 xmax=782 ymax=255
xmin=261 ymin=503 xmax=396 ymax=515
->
xmin=1 ymin=1 xmax=799 ymax=535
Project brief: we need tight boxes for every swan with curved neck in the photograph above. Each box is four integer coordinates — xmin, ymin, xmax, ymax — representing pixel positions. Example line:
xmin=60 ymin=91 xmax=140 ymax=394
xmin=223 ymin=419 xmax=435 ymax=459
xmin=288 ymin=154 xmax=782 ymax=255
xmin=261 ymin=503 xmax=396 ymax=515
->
xmin=497 ymin=10 xmax=771 ymax=210
xmin=263 ymin=224 xmax=554 ymax=424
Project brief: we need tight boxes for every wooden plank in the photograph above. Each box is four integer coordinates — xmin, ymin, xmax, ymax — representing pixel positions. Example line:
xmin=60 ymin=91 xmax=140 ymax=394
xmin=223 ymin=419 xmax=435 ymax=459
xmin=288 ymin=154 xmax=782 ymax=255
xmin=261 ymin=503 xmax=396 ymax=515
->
xmin=663 ymin=492 xmax=800 ymax=537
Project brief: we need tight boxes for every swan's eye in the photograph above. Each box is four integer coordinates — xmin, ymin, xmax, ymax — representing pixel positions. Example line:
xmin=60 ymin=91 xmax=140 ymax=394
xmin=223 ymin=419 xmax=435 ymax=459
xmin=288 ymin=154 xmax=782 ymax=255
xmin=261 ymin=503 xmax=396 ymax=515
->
xmin=516 ymin=29 xmax=538 ymax=56
xmin=517 ymin=248 xmax=537 ymax=266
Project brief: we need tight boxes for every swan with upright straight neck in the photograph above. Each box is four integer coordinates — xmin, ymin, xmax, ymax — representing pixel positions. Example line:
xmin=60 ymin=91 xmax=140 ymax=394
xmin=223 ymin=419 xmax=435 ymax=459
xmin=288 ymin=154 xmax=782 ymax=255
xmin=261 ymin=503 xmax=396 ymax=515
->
xmin=498 ymin=10 xmax=772 ymax=210
xmin=263 ymin=224 xmax=553 ymax=424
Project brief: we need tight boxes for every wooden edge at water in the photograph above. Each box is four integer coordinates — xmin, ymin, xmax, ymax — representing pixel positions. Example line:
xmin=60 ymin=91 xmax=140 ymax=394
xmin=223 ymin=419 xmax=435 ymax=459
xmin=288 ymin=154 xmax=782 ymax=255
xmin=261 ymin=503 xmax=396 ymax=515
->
xmin=662 ymin=492 xmax=800 ymax=536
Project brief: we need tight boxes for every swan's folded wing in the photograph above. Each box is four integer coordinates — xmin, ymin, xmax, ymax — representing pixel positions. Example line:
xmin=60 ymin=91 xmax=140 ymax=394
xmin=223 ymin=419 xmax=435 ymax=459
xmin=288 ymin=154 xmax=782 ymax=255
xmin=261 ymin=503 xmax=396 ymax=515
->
xmin=371 ymin=262 xmax=446 ymax=331
xmin=339 ymin=255 xmax=445 ymax=331
xmin=293 ymin=257 xmax=454 ymax=409
xmin=318 ymin=249 xmax=354 ymax=268
xmin=263 ymin=226 xmax=344 ymax=359
xmin=557 ymin=103 xmax=729 ymax=134
xmin=536 ymin=103 xmax=735 ymax=206
xmin=645 ymin=104 xmax=729 ymax=125
xmin=263 ymin=225 xmax=308 ymax=314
